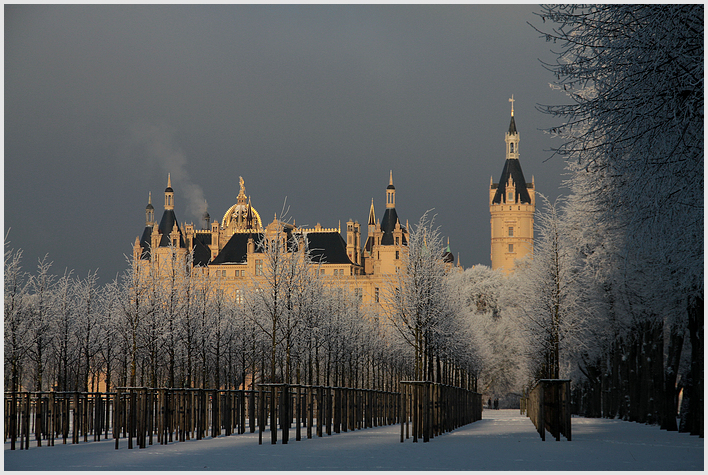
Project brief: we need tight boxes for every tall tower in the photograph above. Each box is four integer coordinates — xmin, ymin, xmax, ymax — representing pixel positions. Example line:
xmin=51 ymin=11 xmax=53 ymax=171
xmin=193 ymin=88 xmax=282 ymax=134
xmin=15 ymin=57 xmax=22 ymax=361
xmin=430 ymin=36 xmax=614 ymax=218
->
xmin=489 ymin=96 xmax=535 ymax=274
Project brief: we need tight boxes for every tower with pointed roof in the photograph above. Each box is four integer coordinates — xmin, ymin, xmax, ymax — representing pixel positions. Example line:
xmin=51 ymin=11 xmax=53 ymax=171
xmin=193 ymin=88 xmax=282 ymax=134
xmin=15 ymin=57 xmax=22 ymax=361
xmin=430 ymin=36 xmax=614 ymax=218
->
xmin=362 ymin=171 xmax=408 ymax=276
xmin=489 ymin=96 xmax=535 ymax=274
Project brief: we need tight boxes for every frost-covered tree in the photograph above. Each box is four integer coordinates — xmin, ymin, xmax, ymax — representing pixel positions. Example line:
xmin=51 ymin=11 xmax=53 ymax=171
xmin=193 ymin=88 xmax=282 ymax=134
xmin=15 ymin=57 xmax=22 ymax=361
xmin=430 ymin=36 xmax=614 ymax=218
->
xmin=246 ymin=220 xmax=317 ymax=383
xmin=448 ymin=265 xmax=526 ymax=398
xmin=27 ymin=256 xmax=56 ymax=391
xmin=97 ymin=278 xmax=122 ymax=393
xmin=514 ymin=195 xmax=586 ymax=380
xmin=384 ymin=211 xmax=452 ymax=380
xmin=117 ymin=253 xmax=150 ymax=387
xmin=4 ymin=244 xmax=30 ymax=392
xmin=52 ymin=270 xmax=76 ymax=391
xmin=75 ymin=271 xmax=101 ymax=391
xmin=534 ymin=4 xmax=703 ymax=434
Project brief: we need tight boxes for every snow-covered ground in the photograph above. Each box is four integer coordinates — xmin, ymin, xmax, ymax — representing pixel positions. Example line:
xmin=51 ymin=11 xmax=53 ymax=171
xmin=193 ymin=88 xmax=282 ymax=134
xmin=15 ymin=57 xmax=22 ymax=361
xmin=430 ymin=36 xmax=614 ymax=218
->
xmin=4 ymin=409 xmax=703 ymax=471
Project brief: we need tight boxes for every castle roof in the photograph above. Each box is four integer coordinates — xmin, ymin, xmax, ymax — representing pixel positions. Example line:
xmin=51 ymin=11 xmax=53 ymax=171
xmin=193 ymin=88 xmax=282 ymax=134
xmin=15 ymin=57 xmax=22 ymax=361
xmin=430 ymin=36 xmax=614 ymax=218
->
xmin=305 ymin=232 xmax=354 ymax=265
xmin=157 ymin=208 xmax=186 ymax=247
xmin=139 ymin=226 xmax=153 ymax=260
xmin=210 ymin=230 xmax=355 ymax=266
xmin=210 ymin=232 xmax=263 ymax=265
xmin=492 ymin=158 xmax=532 ymax=205
xmin=380 ymin=208 xmax=398 ymax=245
xmin=380 ymin=208 xmax=408 ymax=246
xmin=192 ymin=233 xmax=212 ymax=266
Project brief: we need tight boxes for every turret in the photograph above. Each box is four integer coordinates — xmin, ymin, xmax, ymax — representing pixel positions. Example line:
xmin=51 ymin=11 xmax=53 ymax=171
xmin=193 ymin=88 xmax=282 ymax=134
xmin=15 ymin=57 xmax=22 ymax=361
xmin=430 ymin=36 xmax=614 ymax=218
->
xmin=146 ymin=192 xmax=155 ymax=226
xmin=346 ymin=219 xmax=361 ymax=265
xmin=386 ymin=170 xmax=396 ymax=209
xmin=164 ymin=173 xmax=174 ymax=210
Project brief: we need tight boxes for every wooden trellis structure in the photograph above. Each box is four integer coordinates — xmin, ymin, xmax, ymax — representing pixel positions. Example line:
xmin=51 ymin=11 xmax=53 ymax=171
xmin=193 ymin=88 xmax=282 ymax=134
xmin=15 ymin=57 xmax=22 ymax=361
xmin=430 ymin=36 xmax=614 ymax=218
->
xmin=399 ymin=382 xmax=482 ymax=443
xmin=524 ymin=379 xmax=572 ymax=441
xmin=5 ymin=383 xmax=482 ymax=450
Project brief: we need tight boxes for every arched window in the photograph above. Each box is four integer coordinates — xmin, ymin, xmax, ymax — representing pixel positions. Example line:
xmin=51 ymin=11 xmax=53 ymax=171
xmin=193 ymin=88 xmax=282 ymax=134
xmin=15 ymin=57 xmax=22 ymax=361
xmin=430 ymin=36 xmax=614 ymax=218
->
xmin=510 ymin=143 xmax=514 ymax=153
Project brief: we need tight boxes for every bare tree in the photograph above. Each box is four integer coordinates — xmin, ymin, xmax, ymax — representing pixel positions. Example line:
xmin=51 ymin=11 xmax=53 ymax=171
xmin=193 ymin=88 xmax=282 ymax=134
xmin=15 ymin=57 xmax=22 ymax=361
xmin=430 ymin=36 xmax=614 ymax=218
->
xmin=27 ymin=256 xmax=56 ymax=391
xmin=4 ymin=243 xmax=30 ymax=392
xmin=75 ymin=271 xmax=101 ymax=391
xmin=384 ymin=211 xmax=450 ymax=380
xmin=52 ymin=269 xmax=76 ymax=391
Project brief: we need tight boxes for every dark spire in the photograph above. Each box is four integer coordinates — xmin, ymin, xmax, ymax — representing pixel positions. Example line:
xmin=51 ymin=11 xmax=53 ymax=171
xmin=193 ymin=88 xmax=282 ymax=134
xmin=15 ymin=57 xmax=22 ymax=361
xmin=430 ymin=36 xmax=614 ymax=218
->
xmin=508 ymin=115 xmax=517 ymax=135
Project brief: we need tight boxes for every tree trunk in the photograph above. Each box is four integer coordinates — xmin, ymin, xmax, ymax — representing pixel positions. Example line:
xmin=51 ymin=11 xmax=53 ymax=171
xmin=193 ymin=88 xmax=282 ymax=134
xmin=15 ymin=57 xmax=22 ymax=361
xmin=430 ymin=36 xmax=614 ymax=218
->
xmin=661 ymin=323 xmax=683 ymax=430
xmin=680 ymin=295 xmax=703 ymax=437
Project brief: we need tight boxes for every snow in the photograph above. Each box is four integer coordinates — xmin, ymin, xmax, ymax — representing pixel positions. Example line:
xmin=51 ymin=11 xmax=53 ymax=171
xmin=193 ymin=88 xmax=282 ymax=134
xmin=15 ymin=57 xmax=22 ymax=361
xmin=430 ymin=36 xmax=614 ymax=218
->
xmin=4 ymin=409 xmax=703 ymax=471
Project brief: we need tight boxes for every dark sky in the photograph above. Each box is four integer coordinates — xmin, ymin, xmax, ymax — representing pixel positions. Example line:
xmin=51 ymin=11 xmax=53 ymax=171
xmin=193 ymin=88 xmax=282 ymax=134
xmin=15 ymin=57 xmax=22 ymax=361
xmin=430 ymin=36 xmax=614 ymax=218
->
xmin=5 ymin=4 xmax=567 ymax=283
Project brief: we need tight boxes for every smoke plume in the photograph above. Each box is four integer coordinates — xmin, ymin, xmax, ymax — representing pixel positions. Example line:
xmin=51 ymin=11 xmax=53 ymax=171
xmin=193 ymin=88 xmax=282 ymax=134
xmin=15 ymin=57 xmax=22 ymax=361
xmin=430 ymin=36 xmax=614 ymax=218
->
xmin=127 ymin=121 xmax=208 ymax=222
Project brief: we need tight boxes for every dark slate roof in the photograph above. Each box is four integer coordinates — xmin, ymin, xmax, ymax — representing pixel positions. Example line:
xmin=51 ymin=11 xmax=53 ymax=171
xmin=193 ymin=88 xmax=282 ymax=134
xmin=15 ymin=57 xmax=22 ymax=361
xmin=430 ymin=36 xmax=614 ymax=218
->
xmin=305 ymin=232 xmax=354 ymax=265
xmin=491 ymin=158 xmax=532 ymax=204
xmin=157 ymin=209 xmax=186 ymax=247
xmin=211 ymin=232 xmax=263 ymax=265
xmin=380 ymin=208 xmax=407 ymax=246
xmin=210 ymin=230 xmax=354 ymax=266
xmin=443 ymin=251 xmax=454 ymax=264
xmin=139 ymin=226 xmax=153 ymax=260
xmin=508 ymin=115 xmax=517 ymax=135
xmin=192 ymin=233 xmax=212 ymax=266
xmin=380 ymin=208 xmax=398 ymax=245
xmin=364 ymin=235 xmax=375 ymax=253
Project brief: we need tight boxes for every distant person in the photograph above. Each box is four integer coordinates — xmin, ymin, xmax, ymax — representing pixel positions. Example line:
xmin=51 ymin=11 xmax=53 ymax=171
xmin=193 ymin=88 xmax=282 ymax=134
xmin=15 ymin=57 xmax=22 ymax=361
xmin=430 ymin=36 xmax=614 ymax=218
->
xmin=494 ymin=398 xmax=499 ymax=410
xmin=488 ymin=398 xmax=492 ymax=409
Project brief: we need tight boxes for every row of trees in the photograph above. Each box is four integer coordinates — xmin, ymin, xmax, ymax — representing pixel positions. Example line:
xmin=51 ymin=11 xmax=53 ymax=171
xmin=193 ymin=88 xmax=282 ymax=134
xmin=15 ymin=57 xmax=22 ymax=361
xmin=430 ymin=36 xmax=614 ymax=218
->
xmin=506 ymin=4 xmax=702 ymax=435
xmin=419 ymin=4 xmax=703 ymax=435
xmin=4 ymin=212 xmax=480 ymax=396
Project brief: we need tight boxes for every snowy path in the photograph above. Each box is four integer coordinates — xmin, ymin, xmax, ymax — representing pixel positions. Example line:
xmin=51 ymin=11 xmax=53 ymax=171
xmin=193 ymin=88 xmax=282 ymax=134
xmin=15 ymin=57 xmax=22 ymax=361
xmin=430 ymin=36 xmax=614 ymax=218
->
xmin=4 ymin=409 xmax=703 ymax=471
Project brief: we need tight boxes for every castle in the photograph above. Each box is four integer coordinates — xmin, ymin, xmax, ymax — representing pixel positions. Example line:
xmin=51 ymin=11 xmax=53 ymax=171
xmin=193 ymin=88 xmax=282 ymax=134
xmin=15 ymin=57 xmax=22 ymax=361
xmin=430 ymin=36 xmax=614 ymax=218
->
xmin=132 ymin=98 xmax=533 ymax=297
xmin=133 ymin=171 xmax=459 ymax=306
xmin=489 ymin=96 xmax=535 ymax=273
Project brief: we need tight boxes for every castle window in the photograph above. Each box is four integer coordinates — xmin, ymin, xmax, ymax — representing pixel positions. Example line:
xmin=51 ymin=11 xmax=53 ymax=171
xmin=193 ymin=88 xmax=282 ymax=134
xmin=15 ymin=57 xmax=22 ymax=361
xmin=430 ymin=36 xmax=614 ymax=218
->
xmin=375 ymin=287 xmax=379 ymax=303
xmin=396 ymin=250 xmax=400 ymax=260
xmin=510 ymin=143 xmax=514 ymax=153
xmin=508 ymin=227 xmax=514 ymax=237
xmin=509 ymin=244 xmax=514 ymax=252
xmin=508 ymin=192 xmax=514 ymax=202
xmin=395 ymin=236 xmax=399 ymax=245
xmin=235 ymin=289 xmax=243 ymax=305
xmin=255 ymin=259 xmax=263 ymax=276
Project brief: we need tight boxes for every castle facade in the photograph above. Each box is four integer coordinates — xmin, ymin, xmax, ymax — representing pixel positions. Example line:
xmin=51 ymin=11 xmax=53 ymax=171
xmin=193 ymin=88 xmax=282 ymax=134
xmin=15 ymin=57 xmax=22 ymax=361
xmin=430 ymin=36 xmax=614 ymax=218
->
xmin=133 ymin=171 xmax=459 ymax=306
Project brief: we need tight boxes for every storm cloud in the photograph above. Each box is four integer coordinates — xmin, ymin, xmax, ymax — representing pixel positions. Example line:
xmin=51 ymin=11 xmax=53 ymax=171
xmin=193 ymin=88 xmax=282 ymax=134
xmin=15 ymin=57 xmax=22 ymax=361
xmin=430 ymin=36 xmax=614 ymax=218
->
xmin=5 ymin=5 xmax=565 ymax=281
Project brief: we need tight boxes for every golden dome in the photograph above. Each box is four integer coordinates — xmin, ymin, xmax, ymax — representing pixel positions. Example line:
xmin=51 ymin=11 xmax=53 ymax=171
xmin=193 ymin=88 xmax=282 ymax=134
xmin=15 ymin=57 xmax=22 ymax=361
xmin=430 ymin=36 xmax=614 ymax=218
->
xmin=221 ymin=176 xmax=262 ymax=231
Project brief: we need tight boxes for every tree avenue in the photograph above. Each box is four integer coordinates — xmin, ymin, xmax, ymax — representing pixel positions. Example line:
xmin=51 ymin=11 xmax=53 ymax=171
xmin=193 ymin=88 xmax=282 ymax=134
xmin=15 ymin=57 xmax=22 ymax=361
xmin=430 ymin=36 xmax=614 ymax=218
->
xmin=527 ymin=4 xmax=703 ymax=435
xmin=4 ymin=213 xmax=478 ymax=396
xmin=4 ymin=4 xmax=702 ymax=441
